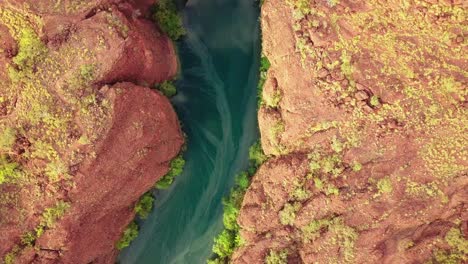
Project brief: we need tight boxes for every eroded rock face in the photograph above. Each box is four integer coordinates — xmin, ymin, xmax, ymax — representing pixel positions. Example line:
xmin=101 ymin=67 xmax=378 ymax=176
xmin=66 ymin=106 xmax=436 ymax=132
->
xmin=0 ymin=1 xmax=183 ymax=263
xmin=234 ymin=0 xmax=467 ymax=263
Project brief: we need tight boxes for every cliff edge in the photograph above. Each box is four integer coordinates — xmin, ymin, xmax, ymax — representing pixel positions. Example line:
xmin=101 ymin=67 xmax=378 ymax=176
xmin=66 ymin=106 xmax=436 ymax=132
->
xmin=233 ymin=0 xmax=467 ymax=263
xmin=0 ymin=0 xmax=184 ymax=263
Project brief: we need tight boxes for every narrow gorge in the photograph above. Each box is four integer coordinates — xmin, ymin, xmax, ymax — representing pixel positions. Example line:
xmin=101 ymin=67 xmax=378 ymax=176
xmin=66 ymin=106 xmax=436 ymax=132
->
xmin=1 ymin=0 xmax=466 ymax=264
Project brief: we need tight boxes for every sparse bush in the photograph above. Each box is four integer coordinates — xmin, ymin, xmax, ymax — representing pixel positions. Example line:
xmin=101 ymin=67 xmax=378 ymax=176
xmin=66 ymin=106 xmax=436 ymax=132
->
xmin=370 ymin=95 xmax=380 ymax=107
xmin=21 ymin=231 xmax=36 ymax=246
xmin=116 ymin=222 xmax=139 ymax=250
xmin=265 ymin=249 xmax=289 ymax=264
xmin=156 ymin=154 xmax=185 ymax=189
xmin=249 ymin=141 xmax=267 ymax=168
xmin=40 ymin=201 xmax=70 ymax=228
xmin=12 ymin=28 xmax=47 ymax=71
xmin=206 ymin=258 xmax=225 ymax=264
xmin=135 ymin=192 xmax=155 ymax=219
xmin=153 ymin=0 xmax=186 ymax=40
xmin=301 ymin=219 xmax=328 ymax=242
xmin=156 ymin=81 xmax=178 ymax=97
xmin=44 ymin=161 xmax=68 ymax=182
xmin=3 ymin=246 xmax=19 ymax=264
xmin=212 ymin=230 xmax=237 ymax=258
xmin=235 ymin=172 xmax=250 ymax=191
xmin=222 ymin=187 xmax=244 ymax=231
xmin=377 ymin=177 xmax=393 ymax=194
xmin=351 ymin=161 xmax=362 ymax=172
xmin=258 ymin=56 xmax=271 ymax=107
xmin=209 ymin=141 xmax=268 ymax=263
xmin=0 ymin=127 xmax=16 ymax=151
xmin=292 ymin=186 xmax=310 ymax=201
xmin=12 ymin=200 xmax=71 ymax=251
xmin=260 ymin=56 xmax=271 ymax=72
xmin=0 ymin=155 xmax=19 ymax=185
xmin=279 ymin=202 xmax=300 ymax=226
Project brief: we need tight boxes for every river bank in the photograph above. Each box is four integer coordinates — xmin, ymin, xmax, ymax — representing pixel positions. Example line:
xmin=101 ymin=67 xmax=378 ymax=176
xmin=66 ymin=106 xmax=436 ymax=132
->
xmin=119 ymin=0 xmax=261 ymax=263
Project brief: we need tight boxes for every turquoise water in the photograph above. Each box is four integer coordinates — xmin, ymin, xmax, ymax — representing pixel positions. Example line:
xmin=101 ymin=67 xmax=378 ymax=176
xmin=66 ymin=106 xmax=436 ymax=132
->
xmin=119 ymin=0 xmax=260 ymax=263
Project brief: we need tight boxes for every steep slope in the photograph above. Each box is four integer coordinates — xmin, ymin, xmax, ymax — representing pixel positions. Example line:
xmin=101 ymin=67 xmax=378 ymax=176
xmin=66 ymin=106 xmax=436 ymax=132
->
xmin=233 ymin=0 xmax=467 ymax=263
xmin=0 ymin=0 xmax=184 ymax=263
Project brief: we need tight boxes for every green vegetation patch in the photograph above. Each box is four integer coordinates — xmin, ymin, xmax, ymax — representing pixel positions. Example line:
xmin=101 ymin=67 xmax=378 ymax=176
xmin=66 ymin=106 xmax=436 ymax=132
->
xmin=40 ymin=201 xmax=70 ymax=228
xmin=152 ymin=0 xmax=186 ymax=40
xmin=265 ymin=249 xmax=289 ymax=264
xmin=301 ymin=217 xmax=358 ymax=263
xmin=0 ymin=127 xmax=16 ymax=150
xmin=445 ymin=227 xmax=468 ymax=257
xmin=118 ymin=152 xmax=184 ymax=252
xmin=116 ymin=222 xmax=139 ymax=250
xmin=134 ymin=192 xmax=155 ymax=220
xmin=0 ymin=155 xmax=20 ymax=185
xmin=156 ymin=80 xmax=178 ymax=97
xmin=429 ymin=226 xmax=468 ymax=264
xmin=208 ymin=141 xmax=268 ymax=263
xmin=13 ymin=28 xmax=47 ymax=71
xmin=279 ymin=202 xmax=300 ymax=226
xmin=3 ymin=246 xmax=19 ymax=264
xmin=376 ymin=177 xmax=393 ymax=195
xmin=3 ymin=200 xmax=70 ymax=261
xmin=258 ymin=55 xmax=271 ymax=108
xmin=248 ymin=141 xmax=268 ymax=169
xmin=156 ymin=154 xmax=186 ymax=189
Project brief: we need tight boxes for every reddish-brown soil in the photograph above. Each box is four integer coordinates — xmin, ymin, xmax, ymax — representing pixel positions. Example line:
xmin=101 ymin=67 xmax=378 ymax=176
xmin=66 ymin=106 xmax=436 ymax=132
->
xmin=233 ymin=0 xmax=467 ymax=263
xmin=0 ymin=0 xmax=183 ymax=263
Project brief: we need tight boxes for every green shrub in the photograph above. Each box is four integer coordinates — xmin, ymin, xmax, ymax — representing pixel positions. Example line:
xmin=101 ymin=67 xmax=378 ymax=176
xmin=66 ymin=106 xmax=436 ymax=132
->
xmin=116 ymin=222 xmax=139 ymax=250
xmin=0 ymin=127 xmax=16 ymax=150
xmin=370 ymin=95 xmax=380 ymax=107
xmin=265 ymin=249 xmax=288 ymax=264
xmin=209 ymin=141 xmax=268 ymax=263
xmin=445 ymin=227 xmax=468 ymax=256
xmin=222 ymin=187 xmax=245 ymax=231
xmin=3 ymin=246 xmax=19 ymax=264
xmin=156 ymin=154 xmax=185 ymax=189
xmin=206 ymin=258 xmax=225 ymax=264
xmin=135 ymin=192 xmax=155 ymax=219
xmin=235 ymin=172 xmax=250 ymax=191
xmin=260 ymin=56 xmax=271 ymax=72
xmin=222 ymin=202 xmax=239 ymax=232
xmin=21 ymin=231 xmax=36 ymax=246
xmin=13 ymin=200 xmax=71 ymax=251
xmin=212 ymin=230 xmax=237 ymax=258
xmin=377 ymin=177 xmax=393 ymax=194
xmin=4 ymin=253 xmax=15 ymax=264
xmin=156 ymin=81 xmax=178 ymax=97
xmin=279 ymin=202 xmax=300 ymax=226
xmin=0 ymin=155 xmax=19 ymax=185
xmin=153 ymin=0 xmax=186 ymax=40
xmin=249 ymin=141 xmax=267 ymax=168
xmin=301 ymin=219 xmax=329 ymax=242
xmin=292 ymin=186 xmax=310 ymax=201
xmin=12 ymin=28 xmax=47 ymax=71
xmin=258 ymin=56 xmax=271 ymax=107
xmin=40 ymin=201 xmax=70 ymax=228
xmin=44 ymin=161 xmax=68 ymax=182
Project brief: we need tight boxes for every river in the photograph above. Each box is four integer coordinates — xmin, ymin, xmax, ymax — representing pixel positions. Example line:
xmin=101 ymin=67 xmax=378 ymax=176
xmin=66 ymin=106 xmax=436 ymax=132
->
xmin=118 ymin=0 xmax=261 ymax=263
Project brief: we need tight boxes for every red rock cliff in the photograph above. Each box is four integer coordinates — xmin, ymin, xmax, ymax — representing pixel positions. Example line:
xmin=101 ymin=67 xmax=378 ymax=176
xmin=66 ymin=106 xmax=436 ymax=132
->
xmin=0 ymin=0 xmax=184 ymax=263
xmin=233 ymin=0 xmax=467 ymax=263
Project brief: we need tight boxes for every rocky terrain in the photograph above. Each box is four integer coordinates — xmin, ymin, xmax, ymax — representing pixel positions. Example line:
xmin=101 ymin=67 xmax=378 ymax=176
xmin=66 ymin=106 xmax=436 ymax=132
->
xmin=233 ymin=0 xmax=467 ymax=263
xmin=0 ymin=0 xmax=184 ymax=263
